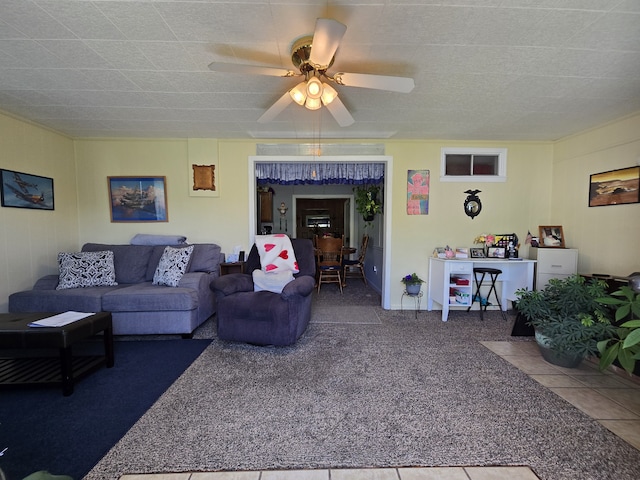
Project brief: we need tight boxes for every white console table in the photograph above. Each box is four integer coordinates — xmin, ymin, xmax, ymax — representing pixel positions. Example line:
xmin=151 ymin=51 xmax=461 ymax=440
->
xmin=427 ymin=257 xmax=536 ymax=322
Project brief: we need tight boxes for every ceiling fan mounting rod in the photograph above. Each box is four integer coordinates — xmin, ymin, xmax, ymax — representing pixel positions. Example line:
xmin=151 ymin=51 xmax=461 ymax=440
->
xmin=291 ymin=35 xmax=335 ymax=75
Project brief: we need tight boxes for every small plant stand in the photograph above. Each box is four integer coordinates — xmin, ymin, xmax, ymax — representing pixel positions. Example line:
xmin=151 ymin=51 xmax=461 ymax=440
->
xmin=401 ymin=290 xmax=423 ymax=318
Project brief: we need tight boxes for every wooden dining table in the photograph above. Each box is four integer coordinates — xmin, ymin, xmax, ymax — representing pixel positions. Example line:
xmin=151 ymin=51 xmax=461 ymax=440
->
xmin=342 ymin=246 xmax=357 ymax=258
xmin=313 ymin=246 xmax=356 ymax=258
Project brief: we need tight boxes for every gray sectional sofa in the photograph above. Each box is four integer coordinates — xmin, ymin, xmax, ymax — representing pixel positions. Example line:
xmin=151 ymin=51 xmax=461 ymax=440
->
xmin=9 ymin=242 xmax=224 ymax=336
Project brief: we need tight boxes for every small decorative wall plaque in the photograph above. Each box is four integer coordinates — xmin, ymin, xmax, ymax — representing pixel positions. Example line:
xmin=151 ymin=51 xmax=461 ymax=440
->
xmin=192 ymin=164 xmax=216 ymax=191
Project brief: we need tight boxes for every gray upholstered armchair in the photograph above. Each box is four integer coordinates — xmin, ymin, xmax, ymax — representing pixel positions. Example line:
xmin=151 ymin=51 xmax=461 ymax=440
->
xmin=209 ymin=238 xmax=315 ymax=346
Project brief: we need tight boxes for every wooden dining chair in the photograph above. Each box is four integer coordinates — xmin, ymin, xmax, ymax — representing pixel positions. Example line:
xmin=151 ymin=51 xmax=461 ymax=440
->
xmin=343 ymin=234 xmax=369 ymax=286
xmin=315 ymin=235 xmax=344 ymax=293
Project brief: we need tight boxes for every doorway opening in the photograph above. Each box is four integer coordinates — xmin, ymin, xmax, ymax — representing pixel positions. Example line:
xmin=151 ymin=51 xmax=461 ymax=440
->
xmin=248 ymin=155 xmax=393 ymax=309
xmin=293 ymin=195 xmax=354 ymax=245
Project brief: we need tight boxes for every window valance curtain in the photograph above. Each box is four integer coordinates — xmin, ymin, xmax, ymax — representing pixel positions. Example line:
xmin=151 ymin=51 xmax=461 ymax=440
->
xmin=255 ymin=163 xmax=384 ymax=186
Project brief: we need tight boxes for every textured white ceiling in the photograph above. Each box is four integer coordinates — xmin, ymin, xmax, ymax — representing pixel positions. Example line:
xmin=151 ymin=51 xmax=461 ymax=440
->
xmin=0 ymin=0 xmax=638 ymax=141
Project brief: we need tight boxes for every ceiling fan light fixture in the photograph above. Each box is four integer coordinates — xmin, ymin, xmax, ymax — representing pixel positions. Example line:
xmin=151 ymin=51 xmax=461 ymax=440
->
xmin=305 ymin=96 xmax=322 ymax=110
xmin=209 ymin=17 xmax=416 ymax=127
xmin=306 ymin=77 xmax=323 ymax=99
xmin=290 ymin=81 xmax=307 ymax=105
xmin=320 ymin=82 xmax=337 ymax=105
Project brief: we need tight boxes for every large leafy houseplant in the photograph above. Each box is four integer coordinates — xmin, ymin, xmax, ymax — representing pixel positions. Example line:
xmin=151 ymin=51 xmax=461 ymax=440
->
xmin=597 ymin=285 xmax=640 ymax=374
xmin=353 ymin=185 xmax=382 ymax=222
xmin=515 ymin=275 xmax=615 ymax=361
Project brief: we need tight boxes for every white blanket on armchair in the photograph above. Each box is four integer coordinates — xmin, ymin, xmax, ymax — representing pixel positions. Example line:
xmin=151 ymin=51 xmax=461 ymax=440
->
xmin=254 ymin=234 xmax=299 ymax=274
xmin=252 ymin=234 xmax=299 ymax=293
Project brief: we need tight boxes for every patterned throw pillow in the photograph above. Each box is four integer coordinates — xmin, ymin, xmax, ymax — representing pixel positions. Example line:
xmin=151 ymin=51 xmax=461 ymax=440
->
xmin=56 ymin=251 xmax=118 ymax=290
xmin=153 ymin=245 xmax=194 ymax=287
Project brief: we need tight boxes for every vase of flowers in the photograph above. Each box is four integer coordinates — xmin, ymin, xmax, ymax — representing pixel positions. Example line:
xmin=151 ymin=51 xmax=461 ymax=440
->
xmin=474 ymin=234 xmax=496 ymax=256
xmin=402 ymin=273 xmax=425 ymax=295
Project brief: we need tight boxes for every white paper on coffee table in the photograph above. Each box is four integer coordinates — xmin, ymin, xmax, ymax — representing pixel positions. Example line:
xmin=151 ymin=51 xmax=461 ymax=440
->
xmin=28 ymin=311 xmax=94 ymax=327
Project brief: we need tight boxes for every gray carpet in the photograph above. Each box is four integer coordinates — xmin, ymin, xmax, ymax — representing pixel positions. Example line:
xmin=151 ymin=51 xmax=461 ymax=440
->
xmin=85 ymin=293 xmax=640 ymax=480
xmin=311 ymin=305 xmax=382 ymax=324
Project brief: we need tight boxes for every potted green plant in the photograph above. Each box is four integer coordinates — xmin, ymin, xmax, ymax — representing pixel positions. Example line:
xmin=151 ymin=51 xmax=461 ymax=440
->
xmin=597 ymin=284 xmax=640 ymax=375
xmin=515 ymin=274 xmax=615 ymax=368
xmin=402 ymin=273 xmax=425 ymax=296
xmin=354 ymin=185 xmax=382 ymax=224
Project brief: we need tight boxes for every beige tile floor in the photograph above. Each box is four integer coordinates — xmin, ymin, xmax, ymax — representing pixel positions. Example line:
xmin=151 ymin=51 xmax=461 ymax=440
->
xmin=482 ymin=340 xmax=640 ymax=452
xmin=120 ymin=341 xmax=640 ymax=480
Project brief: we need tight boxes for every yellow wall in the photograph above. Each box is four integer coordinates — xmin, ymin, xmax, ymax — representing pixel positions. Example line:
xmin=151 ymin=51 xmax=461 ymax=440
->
xmin=552 ymin=114 xmax=640 ymax=275
xmin=1 ymin=110 xmax=639 ymax=312
xmin=0 ymin=113 xmax=77 ymax=311
xmin=73 ymin=137 xmax=556 ymax=307
xmin=385 ymin=140 xmax=554 ymax=304
xmin=72 ymin=138 xmax=257 ymax=250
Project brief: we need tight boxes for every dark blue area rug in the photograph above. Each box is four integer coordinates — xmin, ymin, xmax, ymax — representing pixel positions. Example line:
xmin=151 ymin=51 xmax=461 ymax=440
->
xmin=0 ymin=339 xmax=210 ymax=480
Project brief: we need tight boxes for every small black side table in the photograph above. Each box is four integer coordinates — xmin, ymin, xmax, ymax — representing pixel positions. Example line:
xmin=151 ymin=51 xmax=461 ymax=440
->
xmin=220 ymin=261 xmax=246 ymax=276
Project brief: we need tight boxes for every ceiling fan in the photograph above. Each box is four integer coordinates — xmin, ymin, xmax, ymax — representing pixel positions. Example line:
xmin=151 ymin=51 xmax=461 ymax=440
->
xmin=208 ymin=18 xmax=415 ymax=127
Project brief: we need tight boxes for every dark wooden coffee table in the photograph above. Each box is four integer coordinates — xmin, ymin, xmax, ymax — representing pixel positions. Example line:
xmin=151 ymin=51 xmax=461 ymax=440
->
xmin=0 ymin=312 xmax=113 ymax=396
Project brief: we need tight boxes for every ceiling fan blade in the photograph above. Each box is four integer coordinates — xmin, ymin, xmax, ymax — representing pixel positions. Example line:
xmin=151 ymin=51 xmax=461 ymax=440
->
xmin=334 ymin=72 xmax=415 ymax=93
xmin=258 ymin=92 xmax=294 ymax=123
xmin=309 ymin=18 xmax=347 ymax=69
xmin=325 ymin=96 xmax=354 ymax=127
xmin=208 ymin=62 xmax=297 ymax=78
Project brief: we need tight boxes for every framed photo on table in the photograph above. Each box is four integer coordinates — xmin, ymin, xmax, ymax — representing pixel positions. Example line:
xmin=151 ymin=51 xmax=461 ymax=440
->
xmin=539 ymin=225 xmax=565 ymax=248
xmin=108 ymin=176 xmax=168 ymax=222
xmin=487 ymin=247 xmax=506 ymax=258
xmin=470 ymin=248 xmax=486 ymax=258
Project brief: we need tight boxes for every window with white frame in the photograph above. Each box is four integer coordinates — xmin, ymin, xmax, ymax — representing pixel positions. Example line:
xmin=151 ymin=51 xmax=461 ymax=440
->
xmin=440 ymin=148 xmax=507 ymax=182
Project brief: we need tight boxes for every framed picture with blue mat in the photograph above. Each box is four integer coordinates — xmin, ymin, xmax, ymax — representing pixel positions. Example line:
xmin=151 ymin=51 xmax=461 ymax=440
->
xmin=108 ymin=176 xmax=168 ymax=222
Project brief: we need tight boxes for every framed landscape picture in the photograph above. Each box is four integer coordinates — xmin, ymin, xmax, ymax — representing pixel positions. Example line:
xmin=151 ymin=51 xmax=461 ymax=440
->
xmin=108 ymin=176 xmax=168 ymax=222
xmin=589 ymin=166 xmax=639 ymax=207
xmin=0 ymin=168 xmax=54 ymax=210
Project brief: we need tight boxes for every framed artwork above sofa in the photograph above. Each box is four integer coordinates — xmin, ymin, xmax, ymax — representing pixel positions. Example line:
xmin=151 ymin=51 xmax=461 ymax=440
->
xmin=108 ymin=176 xmax=168 ymax=222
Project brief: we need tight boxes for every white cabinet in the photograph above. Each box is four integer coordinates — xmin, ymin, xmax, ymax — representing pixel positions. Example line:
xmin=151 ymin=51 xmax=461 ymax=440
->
xmin=529 ymin=247 xmax=578 ymax=289
xmin=427 ymin=258 xmax=472 ymax=322
xmin=448 ymin=263 xmax=473 ymax=307
xmin=427 ymin=257 xmax=535 ymax=321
